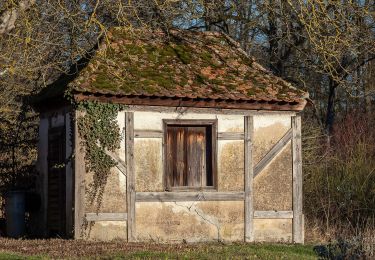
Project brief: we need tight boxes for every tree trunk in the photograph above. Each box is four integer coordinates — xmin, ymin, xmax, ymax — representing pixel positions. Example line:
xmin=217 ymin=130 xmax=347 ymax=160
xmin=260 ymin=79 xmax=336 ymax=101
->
xmin=325 ymin=78 xmax=337 ymax=134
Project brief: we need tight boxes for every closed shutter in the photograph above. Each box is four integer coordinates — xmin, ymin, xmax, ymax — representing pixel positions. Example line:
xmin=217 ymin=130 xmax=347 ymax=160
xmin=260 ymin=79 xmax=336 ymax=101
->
xmin=166 ymin=125 xmax=212 ymax=189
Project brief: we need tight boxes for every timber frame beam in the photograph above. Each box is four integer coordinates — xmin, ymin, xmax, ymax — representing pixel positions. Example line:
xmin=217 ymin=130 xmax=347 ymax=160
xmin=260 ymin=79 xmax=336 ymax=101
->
xmin=292 ymin=115 xmax=304 ymax=244
xmin=244 ymin=116 xmax=254 ymax=242
xmin=125 ymin=112 xmax=135 ymax=242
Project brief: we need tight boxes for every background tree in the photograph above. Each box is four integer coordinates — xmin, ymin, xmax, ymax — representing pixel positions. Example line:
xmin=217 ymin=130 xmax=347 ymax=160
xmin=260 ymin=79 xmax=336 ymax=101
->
xmin=0 ymin=0 xmax=374 ymax=250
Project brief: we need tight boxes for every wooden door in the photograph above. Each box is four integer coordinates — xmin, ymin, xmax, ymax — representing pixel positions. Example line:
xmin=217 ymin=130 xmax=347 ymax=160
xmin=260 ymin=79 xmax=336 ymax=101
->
xmin=47 ymin=127 xmax=66 ymax=237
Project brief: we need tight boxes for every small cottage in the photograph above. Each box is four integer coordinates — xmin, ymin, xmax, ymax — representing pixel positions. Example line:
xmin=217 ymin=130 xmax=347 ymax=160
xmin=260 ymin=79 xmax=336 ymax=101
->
xmin=33 ymin=28 xmax=308 ymax=243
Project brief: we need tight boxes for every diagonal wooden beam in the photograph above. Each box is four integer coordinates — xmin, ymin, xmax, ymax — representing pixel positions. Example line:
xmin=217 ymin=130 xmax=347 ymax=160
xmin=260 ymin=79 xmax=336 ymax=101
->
xmin=104 ymin=148 xmax=127 ymax=176
xmin=254 ymin=128 xmax=293 ymax=178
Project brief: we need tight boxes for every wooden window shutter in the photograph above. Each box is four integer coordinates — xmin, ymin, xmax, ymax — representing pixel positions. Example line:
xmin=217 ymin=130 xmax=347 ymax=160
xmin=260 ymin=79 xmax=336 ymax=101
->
xmin=165 ymin=122 xmax=215 ymax=189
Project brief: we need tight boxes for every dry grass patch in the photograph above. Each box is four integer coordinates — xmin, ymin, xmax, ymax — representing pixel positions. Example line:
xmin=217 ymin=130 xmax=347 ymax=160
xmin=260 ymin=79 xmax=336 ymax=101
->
xmin=0 ymin=239 xmax=315 ymax=259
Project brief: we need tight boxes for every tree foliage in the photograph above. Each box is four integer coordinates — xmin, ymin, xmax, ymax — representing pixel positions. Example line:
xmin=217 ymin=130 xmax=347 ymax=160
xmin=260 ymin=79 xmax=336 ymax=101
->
xmin=0 ymin=0 xmax=374 ymax=245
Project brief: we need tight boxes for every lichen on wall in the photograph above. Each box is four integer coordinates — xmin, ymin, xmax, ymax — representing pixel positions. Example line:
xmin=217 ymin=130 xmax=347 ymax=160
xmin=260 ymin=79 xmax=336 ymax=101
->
xmin=253 ymin=143 xmax=293 ymax=210
xmin=84 ymin=167 xmax=126 ymax=213
xmin=218 ymin=140 xmax=244 ymax=191
xmin=136 ymin=201 xmax=244 ymax=242
xmin=253 ymin=115 xmax=290 ymax=165
xmin=85 ymin=221 xmax=127 ymax=240
xmin=252 ymin=114 xmax=292 ymax=211
xmin=254 ymin=219 xmax=292 ymax=242
xmin=134 ymin=138 xmax=164 ymax=192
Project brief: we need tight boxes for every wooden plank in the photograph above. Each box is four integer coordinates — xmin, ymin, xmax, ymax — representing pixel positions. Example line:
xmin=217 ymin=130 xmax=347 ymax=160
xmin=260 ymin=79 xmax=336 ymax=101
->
xmin=186 ymin=127 xmax=205 ymax=186
xmin=244 ymin=116 xmax=254 ymax=242
xmin=292 ymin=115 xmax=303 ymax=244
xmin=218 ymin=132 xmax=244 ymax=140
xmin=75 ymin=94 xmax=307 ymax=112
xmin=134 ymin=130 xmax=241 ymax=141
xmin=120 ymin=105 xmax=297 ymax=117
xmin=85 ymin=213 xmax=127 ymax=222
xmin=136 ymin=192 xmax=245 ymax=202
xmin=211 ymin=121 xmax=218 ymax=189
xmin=74 ymin=110 xmax=86 ymax=239
xmin=254 ymin=128 xmax=292 ymax=178
xmin=254 ymin=211 xmax=293 ymax=219
xmin=104 ymin=149 xmax=127 ymax=176
xmin=134 ymin=130 xmax=163 ymax=138
xmin=125 ymin=112 xmax=135 ymax=242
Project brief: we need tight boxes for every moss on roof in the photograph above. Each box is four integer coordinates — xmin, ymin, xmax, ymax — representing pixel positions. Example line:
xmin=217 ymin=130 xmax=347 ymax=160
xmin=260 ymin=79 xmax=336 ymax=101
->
xmin=34 ymin=27 xmax=307 ymax=107
xmin=68 ymin=27 xmax=308 ymax=103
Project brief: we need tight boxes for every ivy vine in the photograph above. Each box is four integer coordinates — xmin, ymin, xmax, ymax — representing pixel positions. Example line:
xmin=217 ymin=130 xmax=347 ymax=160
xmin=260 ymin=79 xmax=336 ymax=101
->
xmin=76 ymin=100 xmax=124 ymax=209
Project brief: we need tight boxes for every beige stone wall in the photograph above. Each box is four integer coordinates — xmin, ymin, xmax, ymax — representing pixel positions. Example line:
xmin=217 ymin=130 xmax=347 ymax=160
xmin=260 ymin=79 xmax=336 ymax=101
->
xmin=79 ymin=109 xmax=295 ymax=242
xmin=136 ymin=201 xmax=244 ymax=242
xmin=252 ymin=114 xmax=293 ymax=242
xmin=253 ymin=114 xmax=293 ymax=211
xmin=87 ymin=221 xmax=127 ymax=241
xmin=132 ymin=111 xmax=245 ymax=242
xmin=135 ymin=138 xmax=164 ymax=192
xmin=217 ymin=140 xmax=244 ymax=191
xmin=133 ymin=111 xmax=245 ymax=193
xmin=254 ymin=219 xmax=292 ymax=242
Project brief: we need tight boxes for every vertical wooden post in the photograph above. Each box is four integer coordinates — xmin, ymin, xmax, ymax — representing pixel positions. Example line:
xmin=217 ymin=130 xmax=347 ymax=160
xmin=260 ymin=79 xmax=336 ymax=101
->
xmin=244 ymin=116 xmax=254 ymax=242
xmin=74 ymin=110 xmax=85 ymax=239
xmin=292 ymin=115 xmax=304 ymax=244
xmin=125 ymin=112 xmax=135 ymax=242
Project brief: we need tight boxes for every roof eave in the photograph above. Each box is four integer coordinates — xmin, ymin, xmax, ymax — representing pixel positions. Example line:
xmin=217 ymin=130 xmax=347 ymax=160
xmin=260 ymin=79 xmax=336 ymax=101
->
xmin=74 ymin=93 xmax=308 ymax=112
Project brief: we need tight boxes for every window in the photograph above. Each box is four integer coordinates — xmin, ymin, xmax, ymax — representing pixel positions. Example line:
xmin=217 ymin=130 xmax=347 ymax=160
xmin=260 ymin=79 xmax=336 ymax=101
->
xmin=164 ymin=120 xmax=217 ymax=190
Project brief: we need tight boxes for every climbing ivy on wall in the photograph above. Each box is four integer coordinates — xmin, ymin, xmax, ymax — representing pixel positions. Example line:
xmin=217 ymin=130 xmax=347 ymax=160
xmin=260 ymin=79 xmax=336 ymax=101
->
xmin=76 ymin=100 xmax=124 ymax=208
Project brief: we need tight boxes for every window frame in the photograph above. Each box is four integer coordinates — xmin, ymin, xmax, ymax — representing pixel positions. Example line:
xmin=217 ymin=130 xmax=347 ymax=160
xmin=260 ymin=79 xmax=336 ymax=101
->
xmin=163 ymin=119 xmax=218 ymax=192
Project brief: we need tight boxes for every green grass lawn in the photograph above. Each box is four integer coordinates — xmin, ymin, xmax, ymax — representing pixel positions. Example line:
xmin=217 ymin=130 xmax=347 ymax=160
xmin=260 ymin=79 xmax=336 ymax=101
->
xmin=121 ymin=244 xmax=316 ymax=259
xmin=0 ymin=241 xmax=316 ymax=259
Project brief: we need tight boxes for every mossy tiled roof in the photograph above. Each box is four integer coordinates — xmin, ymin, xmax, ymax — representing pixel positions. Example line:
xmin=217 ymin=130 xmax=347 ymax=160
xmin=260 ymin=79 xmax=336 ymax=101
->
xmin=68 ymin=27 xmax=308 ymax=109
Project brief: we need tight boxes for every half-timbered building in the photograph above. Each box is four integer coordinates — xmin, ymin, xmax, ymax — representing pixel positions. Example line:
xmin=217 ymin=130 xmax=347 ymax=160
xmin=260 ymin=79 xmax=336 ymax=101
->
xmin=33 ymin=28 xmax=308 ymax=243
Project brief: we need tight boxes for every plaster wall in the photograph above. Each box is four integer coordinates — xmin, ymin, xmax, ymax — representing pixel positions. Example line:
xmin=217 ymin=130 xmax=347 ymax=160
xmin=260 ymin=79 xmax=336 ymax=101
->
xmin=136 ymin=201 xmax=244 ymax=242
xmin=83 ymin=111 xmax=127 ymax=240
xmin=78 ymin=110 xmax=295 ymax=242
xmin=252 ymin=115 xmax=293 ymax=211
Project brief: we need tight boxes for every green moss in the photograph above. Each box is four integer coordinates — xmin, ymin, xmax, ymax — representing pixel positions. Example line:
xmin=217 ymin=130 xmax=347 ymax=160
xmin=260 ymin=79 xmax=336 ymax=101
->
xmin=199 ymin=51 xmax=222 ymax=68
xmin=243 ymin=73 xmax=251 ymax=81
xmin=171 ymin=44 xmax=193 ymax=64
xmin=225 ymin=83 xmax=237 ymax=91
xmin=250 ymin=77 xmax=267 ymax=89
xmin=247 ymin=89 xmax=256 ymax=96
xmin=208 ymin=78 xmax=224 ymax=85
xmin=195 ymin=74 xmax=208 ymax=84
xmin=179 ymin=77 xmax=189 ymax=86
xmin=211 ymin=85 xmax=225 ymax=94
xmin=123 ymin=44 xmax=146 ymax=56
xmin=141 ymin=84 xmax=158 ymax=94
xmin=93 ymin=73 xmax=117 ymax=90
xmin=200 ymin=51 xmax=212 ymax=62
xmin=119 ymin=83 xmax=136 ymax=94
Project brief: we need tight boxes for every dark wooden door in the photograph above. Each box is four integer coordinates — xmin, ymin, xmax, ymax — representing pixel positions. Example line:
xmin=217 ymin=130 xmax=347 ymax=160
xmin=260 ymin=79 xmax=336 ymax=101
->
xmin=47 ymin=127 xmax=66 ymax=237
xmin=166 ymin=126 xmax=209 ymax=188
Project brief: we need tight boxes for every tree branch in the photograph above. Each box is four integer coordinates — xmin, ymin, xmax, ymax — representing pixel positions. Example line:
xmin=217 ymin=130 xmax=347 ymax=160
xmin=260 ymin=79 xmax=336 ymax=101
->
xmin=0 ymin=0 xmax=35 ymax=35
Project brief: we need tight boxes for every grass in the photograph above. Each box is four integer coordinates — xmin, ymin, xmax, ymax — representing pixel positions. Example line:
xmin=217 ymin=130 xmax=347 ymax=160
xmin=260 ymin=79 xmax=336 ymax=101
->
xmin=0 ymin=239 xmax=316 ymax=259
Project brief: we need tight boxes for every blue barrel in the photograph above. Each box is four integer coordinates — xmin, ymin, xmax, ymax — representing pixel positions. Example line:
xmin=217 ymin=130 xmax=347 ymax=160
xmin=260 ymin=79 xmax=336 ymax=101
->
xmin=5 ymin=191 xmax=26 ymax=238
